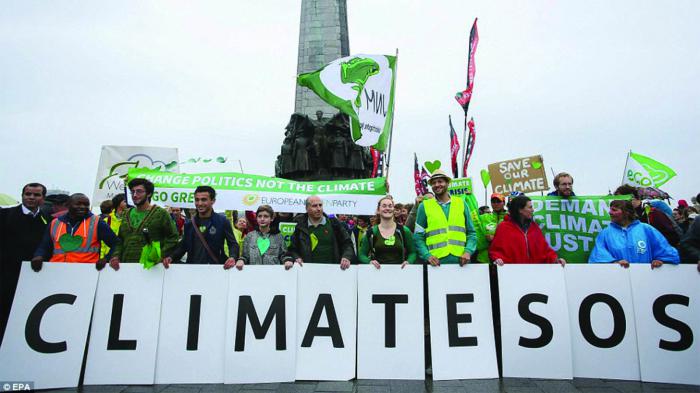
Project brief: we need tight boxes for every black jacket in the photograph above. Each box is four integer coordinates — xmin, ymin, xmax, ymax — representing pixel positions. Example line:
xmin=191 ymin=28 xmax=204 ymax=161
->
xmin=286 ymin=213 xmax=355 ymax=263
xmin=170 ymin=212 xmax=238 ymax=264
xmin=679 ymin=218 xmax=700 ymax=263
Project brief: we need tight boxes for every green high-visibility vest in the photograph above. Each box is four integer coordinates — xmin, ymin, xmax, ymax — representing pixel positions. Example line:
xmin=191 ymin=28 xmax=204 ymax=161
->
xmin=424 ymin=196 xmax=467 ymax=258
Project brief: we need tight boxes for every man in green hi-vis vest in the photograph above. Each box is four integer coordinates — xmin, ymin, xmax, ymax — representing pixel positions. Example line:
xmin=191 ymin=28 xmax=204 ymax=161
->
xmin=474 ymin=193 xmax=508 ymax=263
xmin=413 ymin=170 xmax=477 ymax=266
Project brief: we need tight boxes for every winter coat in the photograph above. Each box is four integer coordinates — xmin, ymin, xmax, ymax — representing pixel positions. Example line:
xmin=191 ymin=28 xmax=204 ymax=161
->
xmin=112 ymin=206 xmax=179 ymax=263
xmin=239 ymin=230 xmax=291 ymax=265
xmin=637 ymin=206 xmax=682 ymax=247
xmin=286 ymin=213 xmax=355 ymax=263
xmin=489 ymin=215 xmax=559 ymax=264
xmin=588 ymin=220 xmax=680 ymax=264
xmin=170 ymin=212 xmax=238 ymax=264
xmin=476 ymin=210 xmax=507 ymax=263
xmin=679 ymin=218 xmax=700 ymax=263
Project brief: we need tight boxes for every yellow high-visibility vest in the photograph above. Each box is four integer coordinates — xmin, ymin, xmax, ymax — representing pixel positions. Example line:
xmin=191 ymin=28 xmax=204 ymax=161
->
xmin=424 ymin=196 xmax=467 ymax=258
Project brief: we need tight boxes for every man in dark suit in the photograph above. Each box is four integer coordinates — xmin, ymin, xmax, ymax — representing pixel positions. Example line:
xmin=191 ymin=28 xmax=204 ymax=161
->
xmin=0 ymin=182 xmax=50 ymax=345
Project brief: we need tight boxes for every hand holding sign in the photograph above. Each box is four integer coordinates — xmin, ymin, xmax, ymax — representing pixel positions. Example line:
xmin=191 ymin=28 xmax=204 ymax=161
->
xmin=488 ymin=155 xmax=548 ymax=194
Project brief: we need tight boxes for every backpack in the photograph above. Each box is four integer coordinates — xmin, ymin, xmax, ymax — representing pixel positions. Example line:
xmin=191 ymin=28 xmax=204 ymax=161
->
xmin=647 ymin=207 xmax=683 ymax=246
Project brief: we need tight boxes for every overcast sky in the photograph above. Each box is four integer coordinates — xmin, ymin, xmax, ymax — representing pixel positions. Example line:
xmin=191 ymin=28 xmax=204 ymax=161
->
xmin=1 ymin=1 xmax=698 ymax=206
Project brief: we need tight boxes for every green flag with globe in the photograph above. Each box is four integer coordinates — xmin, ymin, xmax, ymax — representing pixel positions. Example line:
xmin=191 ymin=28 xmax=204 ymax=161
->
xmin=297 ymin=54 xmax=397 ymax=151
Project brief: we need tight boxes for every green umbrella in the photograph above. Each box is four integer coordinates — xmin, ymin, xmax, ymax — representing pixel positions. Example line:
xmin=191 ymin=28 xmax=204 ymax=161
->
xmin=0 ymin=193 xmax=19 ymax=207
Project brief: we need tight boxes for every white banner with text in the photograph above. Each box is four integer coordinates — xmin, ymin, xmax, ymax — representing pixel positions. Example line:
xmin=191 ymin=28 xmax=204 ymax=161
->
xmin=1 ymin=263 xmax=698 ymax=388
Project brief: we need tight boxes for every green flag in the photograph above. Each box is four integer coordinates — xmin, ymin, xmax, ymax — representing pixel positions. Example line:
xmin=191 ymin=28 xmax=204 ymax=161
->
xmin=297 ymin=54 xmax=397 ymax=151
xmin=624 ymin=151 xmax=676 ymax=187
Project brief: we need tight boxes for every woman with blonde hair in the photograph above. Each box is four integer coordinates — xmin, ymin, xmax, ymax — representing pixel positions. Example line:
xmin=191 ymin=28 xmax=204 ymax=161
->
xmin=358 ymin=195 xmax=416 ymax=268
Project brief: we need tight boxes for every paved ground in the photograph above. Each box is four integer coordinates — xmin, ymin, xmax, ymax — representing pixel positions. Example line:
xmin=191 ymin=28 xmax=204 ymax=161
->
xmin=41 ymin=378 xmax=700 ymax=393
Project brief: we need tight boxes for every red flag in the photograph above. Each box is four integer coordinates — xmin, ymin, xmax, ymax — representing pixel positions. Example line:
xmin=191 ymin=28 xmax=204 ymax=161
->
xmin=375 ymin=153 xmax=385 ymax=178
xmin=421 ymin=166 xmax=431 ymax=193
xmin=449 ymin=115 xmax=460 ymax=178
xmin=454 ymin=18 xmax=479 ymax=114
xmin=413 ymin=153 xmax=424 ymax=196
xmin=462 ymin=117 xmax=476 ymax=176
xmin=370 ymin=147 xmax=380 ymax=177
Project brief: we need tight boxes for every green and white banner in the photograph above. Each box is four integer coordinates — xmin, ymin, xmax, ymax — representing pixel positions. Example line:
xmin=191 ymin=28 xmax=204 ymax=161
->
xmin=297 ymin=54 xmax=396 ymax=151
xmin=623 ymin=151 xmax=676 ymax=188
xmin=448 ymin=177 xmax=473 ymax=196
xmin=279 ymin=222 xmax=296 ymax=248
xmin=93 ymin=145 xmax=179 ymax=205
xmin=531 ymin=196 xmax=629 ymax=263
xmin=127 ymin=168 xmax=386 ymax=215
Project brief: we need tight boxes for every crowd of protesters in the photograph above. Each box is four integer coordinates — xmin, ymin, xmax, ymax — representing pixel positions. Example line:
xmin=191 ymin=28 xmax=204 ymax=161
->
xmin=0 ymin=173 xmax=699 ymax=348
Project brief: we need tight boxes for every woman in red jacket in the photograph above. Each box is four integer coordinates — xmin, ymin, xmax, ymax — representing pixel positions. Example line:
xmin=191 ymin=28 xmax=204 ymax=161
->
xmin=489 ymin=195 xmax=566 ymax=266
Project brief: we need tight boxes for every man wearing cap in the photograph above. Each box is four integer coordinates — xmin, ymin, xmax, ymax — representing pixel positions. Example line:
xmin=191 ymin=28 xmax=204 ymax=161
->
xmin=413 ymin=170 xmax=477 ymax=266
xmin=475 ymin=193 xmax=509 ymax=263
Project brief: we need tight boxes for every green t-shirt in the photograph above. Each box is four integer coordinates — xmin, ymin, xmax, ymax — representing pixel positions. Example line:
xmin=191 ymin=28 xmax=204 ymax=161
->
xmin=371 ymin=229 xmax=405 ymax=264
xmin=309 ymin=221 xmax=334 ymax=263
xmin=129 ymin=208 xmax=148 ymax=229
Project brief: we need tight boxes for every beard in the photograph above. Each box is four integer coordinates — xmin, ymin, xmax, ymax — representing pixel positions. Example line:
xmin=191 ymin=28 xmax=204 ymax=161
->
xmin=134 ymin=196 xmax=148 ymax=206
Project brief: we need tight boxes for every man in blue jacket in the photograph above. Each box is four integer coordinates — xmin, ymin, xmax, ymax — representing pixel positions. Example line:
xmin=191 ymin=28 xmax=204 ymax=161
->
xmin=588 ymin=200 xmax=679 ymax=267
xmin=163 ymin=186 xmax=238 ymax=267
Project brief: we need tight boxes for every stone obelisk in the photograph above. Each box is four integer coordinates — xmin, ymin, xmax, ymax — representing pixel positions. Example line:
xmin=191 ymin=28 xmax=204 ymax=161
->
xmin=276 ymin=0 xmax=370 ymax=181
xmin=294 ymin=0 xmax=350 ymax=117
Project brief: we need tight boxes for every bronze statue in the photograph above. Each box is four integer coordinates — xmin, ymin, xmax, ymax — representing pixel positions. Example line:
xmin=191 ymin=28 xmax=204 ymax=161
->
xmin=276 ymin=111 xmax=377 ymax=181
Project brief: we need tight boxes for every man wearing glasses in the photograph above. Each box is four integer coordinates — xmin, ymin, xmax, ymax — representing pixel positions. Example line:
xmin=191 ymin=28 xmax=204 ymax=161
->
xmin=109 ymin=178 xmax=179 ymax=270
xmin=547 ymin=172 xmax=576 ymax=198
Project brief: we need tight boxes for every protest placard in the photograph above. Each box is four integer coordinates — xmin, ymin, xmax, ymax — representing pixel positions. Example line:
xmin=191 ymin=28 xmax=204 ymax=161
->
xmin=530 ymin=196 xmax=625 ymax=263
xmin=0 ymin=263 xmax=98 ymax=390
xmin=84 ymin=264 xmax=165 ymax=385
xmin=296 ymin=264 xmax=357 ymax=381
xmin=565 ymin=265 xmax=640 ymax=380
xmin=498 ymin=265 xmax=573 ymax=379
xmin=630 ymin=265 xmax=700 ymax=385
xmin=5 ymin=264 xmax=699 ymax=387
xmin=279 ymin=222 xmax=297 ymax=248
xmin=224 ymin=266 xmax=298 ymax=384
xmin=487 ymin=155 xmax=548 ymax=194
xmin=447 ymin=177 xmax=473 ymax=196
xmin=155 ymin=265 xmax=230 ymax=384
xmin=127 ymin=168 xmax=386 ymax=215
xmin=93 ymin=145 xmax=179 ymax=204
xmin=428 ymin=265 xmax=498 ymax=380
